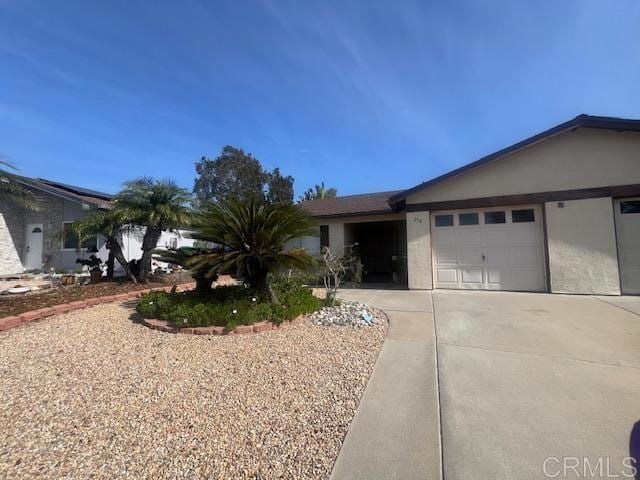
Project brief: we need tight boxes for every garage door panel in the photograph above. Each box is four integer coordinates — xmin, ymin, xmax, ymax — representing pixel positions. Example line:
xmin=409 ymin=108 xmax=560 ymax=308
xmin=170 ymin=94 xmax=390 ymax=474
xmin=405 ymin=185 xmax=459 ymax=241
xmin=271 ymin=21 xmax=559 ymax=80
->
xmin=615 ymin=198 xmax=640 ymax=294
xmin=436 ymin=248 xmax=457 ymax=264
xmin=510 ymin=247 xmax=541 ymax=267
xmin=620 ymin=248 xmax=640 ymax=265
xmin=510 ymin=269 xmax=543 ymax=291
xmin=486 ymin=267 xmax=509 ymax=285
xmin=432 ymin=205 xmax=545 ymax=292
xmin=458 ymin=229 xmax=483 ymax=247
xmin=435 ymin=230 xmax=456 ymax=247
xmin=460 ymin=248 xmax=483 ymax=264
xmin=485 ymin=247 xmax=509 ymax=265
xmin=485 ymin=229 xmax=511 ymax=246
xmin=508 ymin=227 xmax=539 ymax=245
xmin=461 ymin=268 xmax=483 ymax=284
xmin=437 ymin=268 xmax=458 ymax=283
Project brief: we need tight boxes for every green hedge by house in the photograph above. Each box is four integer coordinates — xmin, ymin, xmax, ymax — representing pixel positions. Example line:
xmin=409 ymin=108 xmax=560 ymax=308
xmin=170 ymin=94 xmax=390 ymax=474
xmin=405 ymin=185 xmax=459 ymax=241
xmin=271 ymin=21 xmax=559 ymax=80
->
xmin=136 ymin=279 xmax=322 ymax=329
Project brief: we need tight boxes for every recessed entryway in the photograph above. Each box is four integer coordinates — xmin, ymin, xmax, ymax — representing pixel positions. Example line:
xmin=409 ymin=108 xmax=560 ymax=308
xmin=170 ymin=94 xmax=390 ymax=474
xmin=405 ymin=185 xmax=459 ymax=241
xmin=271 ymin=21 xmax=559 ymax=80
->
xmin=431 ymin=205 xmax=546 ymax=292
xmin=344 ymin=220 xmax=408 ymax=286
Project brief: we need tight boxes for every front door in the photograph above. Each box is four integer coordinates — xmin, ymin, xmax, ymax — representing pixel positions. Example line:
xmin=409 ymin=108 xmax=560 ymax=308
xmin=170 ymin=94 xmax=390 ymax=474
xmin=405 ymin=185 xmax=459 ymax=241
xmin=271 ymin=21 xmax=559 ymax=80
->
xmin=25 ymin=223 xmax=43 ymax=271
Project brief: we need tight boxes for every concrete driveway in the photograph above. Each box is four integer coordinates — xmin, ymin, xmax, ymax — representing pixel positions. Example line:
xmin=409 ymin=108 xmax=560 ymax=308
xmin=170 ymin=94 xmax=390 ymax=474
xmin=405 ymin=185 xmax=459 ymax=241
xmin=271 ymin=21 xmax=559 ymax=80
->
xmin=331 ymin=289 xmax=640 ymax=480
xmin=435 ymin=291 xmax=640 ymax=480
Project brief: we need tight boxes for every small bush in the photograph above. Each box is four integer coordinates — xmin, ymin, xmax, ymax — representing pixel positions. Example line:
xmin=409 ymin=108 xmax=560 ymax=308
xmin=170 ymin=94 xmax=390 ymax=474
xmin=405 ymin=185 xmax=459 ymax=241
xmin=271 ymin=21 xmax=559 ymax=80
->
xmin=136 ymin=281 xmax=322 ymax=328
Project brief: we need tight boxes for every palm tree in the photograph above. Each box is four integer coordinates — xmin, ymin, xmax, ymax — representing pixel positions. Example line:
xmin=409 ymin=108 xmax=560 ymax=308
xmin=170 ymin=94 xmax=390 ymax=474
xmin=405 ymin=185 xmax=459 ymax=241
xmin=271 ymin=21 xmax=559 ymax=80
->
xmin=300 ymin=181 xmax=337 ymax=202
xmin=189 ymin=198 xmax=314 ymax=302
xmin=0 ymin=161 xmax=38 ymax=209
xmin=70 ymin=210 xmax=137 ymax=282
xmin=113 ymin=178 xmax=192 ymax=282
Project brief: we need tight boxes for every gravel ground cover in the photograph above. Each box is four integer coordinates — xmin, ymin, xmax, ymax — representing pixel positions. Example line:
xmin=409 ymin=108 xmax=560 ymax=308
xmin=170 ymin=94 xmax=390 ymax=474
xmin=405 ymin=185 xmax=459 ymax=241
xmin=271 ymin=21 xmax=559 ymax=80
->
xmin=0 ymin=302 xmax=387 ymax=479
xmin=309 ymin=301 xmax=385 ymax=327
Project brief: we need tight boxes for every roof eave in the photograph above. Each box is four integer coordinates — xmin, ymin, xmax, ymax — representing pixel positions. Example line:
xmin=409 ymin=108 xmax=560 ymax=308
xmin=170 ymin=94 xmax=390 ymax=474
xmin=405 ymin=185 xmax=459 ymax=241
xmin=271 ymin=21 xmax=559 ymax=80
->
xmin=309 ymin=209 xmax=399 ymax=219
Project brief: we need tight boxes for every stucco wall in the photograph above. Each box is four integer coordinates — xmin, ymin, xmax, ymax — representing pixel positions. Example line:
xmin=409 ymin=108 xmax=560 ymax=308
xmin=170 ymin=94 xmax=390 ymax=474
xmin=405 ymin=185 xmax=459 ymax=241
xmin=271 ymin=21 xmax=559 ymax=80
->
xmin=406 ymin=211 xmax=432 ymax=289
xmin=545 ymin=197 xmax=620 ymax=295
xmin=20 ymin=189 xmax=65 ymax=271
xmin=1 ymin=187 xmax=110 ymax=273
xmin=406 ymin=128 xmax=640 ymax=204
xmin=60 ymin=200 xmax=101 ymax=271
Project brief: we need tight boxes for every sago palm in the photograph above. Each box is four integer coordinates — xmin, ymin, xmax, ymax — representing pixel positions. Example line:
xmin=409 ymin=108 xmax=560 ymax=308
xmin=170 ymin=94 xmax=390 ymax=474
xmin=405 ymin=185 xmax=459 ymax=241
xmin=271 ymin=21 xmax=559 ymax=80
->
xmin=113 ymin=177 xmax=192 ymax=282
xmin=190 ymin=198 xmax=315 ymax=302
xmin=70 ymin=209 xmax=137 ymax=282
xmin=0 ymin=161 xmax=38 ymax=210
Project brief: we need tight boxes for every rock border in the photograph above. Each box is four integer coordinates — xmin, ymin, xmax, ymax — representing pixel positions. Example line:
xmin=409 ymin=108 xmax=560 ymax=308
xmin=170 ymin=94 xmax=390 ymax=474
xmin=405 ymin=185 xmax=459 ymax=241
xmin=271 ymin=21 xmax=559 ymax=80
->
xmin=141 ymin=315 xmax=307 ymax=336
xmin=0 ymin=282 xmax=196 ymax=333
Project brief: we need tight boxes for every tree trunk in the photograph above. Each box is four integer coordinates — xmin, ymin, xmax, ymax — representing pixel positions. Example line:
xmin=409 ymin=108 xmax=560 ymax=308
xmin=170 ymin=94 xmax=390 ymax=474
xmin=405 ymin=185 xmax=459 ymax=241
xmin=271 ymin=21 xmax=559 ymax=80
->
xmin=139 ymin=228 xmax=162 ymax=283
xmin=106 ymin=250 xmax=115 ymax=281
xmin=195 ymin=274 xmax=217 ymax=293
xmin=255 ymin=271 xmax=277 ymax=304
xmin=106 ymin=237 xmax=137 ymax=283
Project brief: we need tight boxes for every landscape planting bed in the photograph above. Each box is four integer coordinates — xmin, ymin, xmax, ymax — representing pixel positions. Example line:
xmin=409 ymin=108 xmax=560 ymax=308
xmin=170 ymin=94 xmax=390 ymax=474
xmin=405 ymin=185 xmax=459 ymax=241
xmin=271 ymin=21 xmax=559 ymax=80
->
xmin=0 ymin=273 xmax=197 ymax=317
xmin=0 ymin=302 xmax=387 ymax=479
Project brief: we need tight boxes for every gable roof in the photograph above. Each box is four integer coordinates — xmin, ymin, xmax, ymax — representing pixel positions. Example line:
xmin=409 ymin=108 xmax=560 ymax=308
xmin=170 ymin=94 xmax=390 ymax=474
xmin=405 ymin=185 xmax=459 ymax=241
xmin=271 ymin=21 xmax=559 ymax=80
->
xmin=389 ymin=114 xmax=640 ymax=204
xmin=301 ymin=190 xmax=403 ymax=218
xmin=17 ymin=177 xmax=113 ymax=209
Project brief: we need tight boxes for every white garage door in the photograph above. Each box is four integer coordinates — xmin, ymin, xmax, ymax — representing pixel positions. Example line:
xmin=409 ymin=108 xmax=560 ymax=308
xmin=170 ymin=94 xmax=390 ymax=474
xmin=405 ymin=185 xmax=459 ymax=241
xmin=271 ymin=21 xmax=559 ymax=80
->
xmin=614 ymin=197 xmax=640 ymax=294
xmin=432 ymin=205 xmax=546 ymax=291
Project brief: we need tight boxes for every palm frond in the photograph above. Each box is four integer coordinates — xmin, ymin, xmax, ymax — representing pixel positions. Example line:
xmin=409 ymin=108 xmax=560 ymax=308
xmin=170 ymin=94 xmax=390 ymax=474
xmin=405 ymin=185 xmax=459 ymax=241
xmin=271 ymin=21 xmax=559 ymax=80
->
xmin=187 ymin=197 xmax=314 ymax=286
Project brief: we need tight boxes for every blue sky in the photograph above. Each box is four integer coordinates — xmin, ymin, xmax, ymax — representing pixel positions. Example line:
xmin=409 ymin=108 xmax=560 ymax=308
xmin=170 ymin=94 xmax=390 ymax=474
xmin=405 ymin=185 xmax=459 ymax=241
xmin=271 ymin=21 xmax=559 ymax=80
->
xmin=1 ymin=1 xmax=639 ymax=198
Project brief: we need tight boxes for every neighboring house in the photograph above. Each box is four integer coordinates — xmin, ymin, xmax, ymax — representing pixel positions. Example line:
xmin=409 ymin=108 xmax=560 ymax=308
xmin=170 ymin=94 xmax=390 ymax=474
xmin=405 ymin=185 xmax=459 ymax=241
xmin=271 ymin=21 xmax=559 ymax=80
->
xmin=0 ymin=177 xmax=193 ymax=275
xmin=302 ymin=114 xmax=640 ymax=296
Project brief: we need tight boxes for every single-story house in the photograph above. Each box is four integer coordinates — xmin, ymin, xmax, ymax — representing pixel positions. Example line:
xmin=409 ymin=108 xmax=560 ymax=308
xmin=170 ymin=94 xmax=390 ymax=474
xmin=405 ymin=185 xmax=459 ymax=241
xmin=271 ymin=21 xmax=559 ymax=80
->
xmin=302 ymin=114 xmax=640 ymax=295
xmin=0 ymin=177 xmax=193 ymax=275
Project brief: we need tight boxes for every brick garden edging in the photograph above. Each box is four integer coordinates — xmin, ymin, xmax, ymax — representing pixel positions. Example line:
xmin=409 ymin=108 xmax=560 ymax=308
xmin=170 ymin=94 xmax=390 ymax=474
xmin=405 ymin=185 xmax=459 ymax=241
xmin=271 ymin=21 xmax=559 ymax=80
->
xmin=141 ymin=315 xmax=307 ymax=336
xmin=0 ymin=282 xmax=197 ymax=333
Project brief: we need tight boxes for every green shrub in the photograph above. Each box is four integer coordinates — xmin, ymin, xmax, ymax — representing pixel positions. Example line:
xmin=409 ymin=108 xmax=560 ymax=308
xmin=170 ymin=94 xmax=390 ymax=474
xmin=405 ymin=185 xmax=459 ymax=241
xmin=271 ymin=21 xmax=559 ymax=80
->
xmin=136 ymin=282 xmax=322 ymax=329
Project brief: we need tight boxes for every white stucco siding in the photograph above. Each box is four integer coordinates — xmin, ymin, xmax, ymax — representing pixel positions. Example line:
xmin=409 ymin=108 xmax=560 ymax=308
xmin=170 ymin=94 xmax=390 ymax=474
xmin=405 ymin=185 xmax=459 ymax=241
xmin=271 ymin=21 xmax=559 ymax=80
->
xmin=406 ymin=211 xmax=432 ymax=289
xmin=121 ymin=229 xmax=196 ymax=263
xmin=545 ymin=197 xmax=620 ymax=295
xmin=406 ymin=128 xmax=640 ymax=205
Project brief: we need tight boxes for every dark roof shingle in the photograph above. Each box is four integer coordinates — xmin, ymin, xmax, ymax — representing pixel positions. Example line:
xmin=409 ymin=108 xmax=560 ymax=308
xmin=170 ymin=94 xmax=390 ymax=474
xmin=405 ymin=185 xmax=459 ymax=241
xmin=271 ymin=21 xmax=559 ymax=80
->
xmin=301 ymin=190 xmax=402 ymax=218
xmin=18 ymin=177 xmax=113 ymax=209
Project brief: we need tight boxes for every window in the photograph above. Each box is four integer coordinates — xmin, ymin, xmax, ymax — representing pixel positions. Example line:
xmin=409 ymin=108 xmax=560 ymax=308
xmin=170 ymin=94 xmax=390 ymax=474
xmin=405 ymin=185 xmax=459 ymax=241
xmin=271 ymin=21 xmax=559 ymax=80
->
xmin=62 ymin=222 xmax=98 ymax=251
xmin=620 ymin=200 xmax=640 ymax=214
xmin=484 ymin=211 xmax=506 ymax=224
xmin=320 ymin=225 xmax=329 ymax=249
xmin=459 ymin=213 xmax=479 ymax=226
xmin=31 ymin=227 xmax=42 ymax=233
xmin=512 ymin=209 xmax=535 ymax=223
xmin=435 ymin=214 xmax=454 ymax=227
